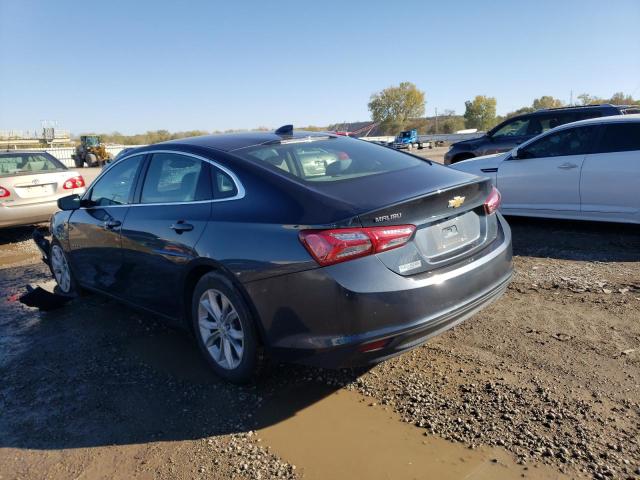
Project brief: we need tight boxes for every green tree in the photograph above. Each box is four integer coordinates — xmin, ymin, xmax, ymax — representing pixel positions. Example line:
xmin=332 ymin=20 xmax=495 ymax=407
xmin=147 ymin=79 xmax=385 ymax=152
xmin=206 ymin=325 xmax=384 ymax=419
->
xmin=577 ymin=93 xmax=605 ymax=105
xmin=368 ymin=82 xmax=426 ymax=134
xmin=532 ymin=96 xmax=564 ymax=110
xmin=463 ymin=95 xmax=497 ymax=131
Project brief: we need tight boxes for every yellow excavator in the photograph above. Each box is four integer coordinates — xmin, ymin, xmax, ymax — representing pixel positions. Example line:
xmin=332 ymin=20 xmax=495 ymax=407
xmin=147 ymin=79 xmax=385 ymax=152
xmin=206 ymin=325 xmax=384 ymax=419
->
xmin=72 ymin=135 xmax=111 ymax=167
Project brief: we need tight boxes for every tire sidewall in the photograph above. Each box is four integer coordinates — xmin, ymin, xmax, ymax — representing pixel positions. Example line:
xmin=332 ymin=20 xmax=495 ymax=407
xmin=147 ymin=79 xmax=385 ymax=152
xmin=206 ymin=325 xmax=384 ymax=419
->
xmin=191 ymin=272 xmax=260 ymax=383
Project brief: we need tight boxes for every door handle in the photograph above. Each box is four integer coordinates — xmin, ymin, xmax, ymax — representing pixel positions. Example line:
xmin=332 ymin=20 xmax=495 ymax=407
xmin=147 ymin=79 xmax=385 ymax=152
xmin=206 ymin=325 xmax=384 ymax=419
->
xmin=558 ymin=163 xmax=578 ymax=170
xmin=104 ymin=219 xmax=121 ymax=229
xmin=170 ymin=221 xmax=194 ymax=233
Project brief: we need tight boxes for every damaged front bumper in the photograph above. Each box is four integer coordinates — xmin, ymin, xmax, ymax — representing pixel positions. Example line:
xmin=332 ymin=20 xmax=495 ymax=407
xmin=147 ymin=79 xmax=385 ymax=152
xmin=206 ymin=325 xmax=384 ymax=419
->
xmin=32 ymin=229 xmax=52 ymax=266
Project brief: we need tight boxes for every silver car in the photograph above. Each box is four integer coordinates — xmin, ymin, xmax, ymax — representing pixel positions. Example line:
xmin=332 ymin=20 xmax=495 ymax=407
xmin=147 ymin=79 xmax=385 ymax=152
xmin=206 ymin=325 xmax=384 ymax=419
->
xmin=0 ymin=151 xmax=86 ymax=228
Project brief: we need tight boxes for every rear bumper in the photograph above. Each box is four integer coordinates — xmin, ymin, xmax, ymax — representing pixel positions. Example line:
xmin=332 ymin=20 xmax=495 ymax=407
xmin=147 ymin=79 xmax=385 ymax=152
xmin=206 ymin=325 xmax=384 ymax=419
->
xmin=0 ymin=191 xmax=83 ymax=228
xmin=244 ymin=214 xmax=513 ymax=368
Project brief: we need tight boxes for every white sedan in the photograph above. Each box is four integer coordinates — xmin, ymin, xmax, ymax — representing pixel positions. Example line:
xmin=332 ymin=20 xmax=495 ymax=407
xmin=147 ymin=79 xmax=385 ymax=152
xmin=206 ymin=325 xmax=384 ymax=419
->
xmin=450 ymin=114 xmax=640 ymax=224
xmin=0 ymin=151 xmax=86 ymax=228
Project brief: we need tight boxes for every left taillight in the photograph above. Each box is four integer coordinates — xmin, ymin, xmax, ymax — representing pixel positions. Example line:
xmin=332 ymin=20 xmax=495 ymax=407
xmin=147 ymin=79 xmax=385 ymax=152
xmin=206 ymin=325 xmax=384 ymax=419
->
xmin=63 ymin=175 xmax=85 ymax=190
xmin=484 ymin=186 xmax=501 ymax=215
xmin=0 ymin=186 xmax=9 ymax=198
xmin=299 ymin=225 xmax=416 ymax=266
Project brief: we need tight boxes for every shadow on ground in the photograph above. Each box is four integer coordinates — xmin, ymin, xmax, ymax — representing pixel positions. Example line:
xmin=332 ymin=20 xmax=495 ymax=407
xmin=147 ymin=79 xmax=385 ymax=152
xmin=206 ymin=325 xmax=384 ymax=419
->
xmin=0 ymin=225 xmax=47 ymax=246
xmin=0 ymin=263 xmax=363 ymax=451
xmin=507 ymin=216 xmax=640 ymax=262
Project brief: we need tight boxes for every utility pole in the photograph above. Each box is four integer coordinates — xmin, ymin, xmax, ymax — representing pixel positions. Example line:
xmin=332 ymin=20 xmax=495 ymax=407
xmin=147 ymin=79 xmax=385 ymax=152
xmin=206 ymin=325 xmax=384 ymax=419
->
xmin=570 ymin=90 xmax=573 ymax=106
xmin=435 ymin=107 xmax=438 ymax=134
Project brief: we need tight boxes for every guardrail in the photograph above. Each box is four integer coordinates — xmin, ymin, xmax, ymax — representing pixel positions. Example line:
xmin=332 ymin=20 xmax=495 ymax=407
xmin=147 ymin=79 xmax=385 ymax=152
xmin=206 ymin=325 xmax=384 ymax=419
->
xmin=4 ymin=145 xmax=146 ymax=167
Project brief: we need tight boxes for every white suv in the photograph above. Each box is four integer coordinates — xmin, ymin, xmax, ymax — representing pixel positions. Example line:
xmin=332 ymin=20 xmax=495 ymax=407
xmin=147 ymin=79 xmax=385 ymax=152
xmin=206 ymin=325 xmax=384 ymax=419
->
xmin=450 ymin=114 xmax=640 ymax=224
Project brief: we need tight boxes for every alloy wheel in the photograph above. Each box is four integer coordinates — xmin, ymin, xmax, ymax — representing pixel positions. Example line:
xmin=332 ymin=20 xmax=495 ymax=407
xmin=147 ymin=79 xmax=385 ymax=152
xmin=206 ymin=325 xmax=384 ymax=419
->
xmin=198 ymin=289 xmax=244 ymax=370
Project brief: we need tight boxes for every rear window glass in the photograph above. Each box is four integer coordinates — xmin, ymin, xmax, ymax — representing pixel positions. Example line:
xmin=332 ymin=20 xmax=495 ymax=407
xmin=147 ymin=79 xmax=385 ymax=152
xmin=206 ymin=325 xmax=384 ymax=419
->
xmin=0 ymin=153 xmax=66 ymax=177
xmin=234 ymin=138 xmax=425 ymax=182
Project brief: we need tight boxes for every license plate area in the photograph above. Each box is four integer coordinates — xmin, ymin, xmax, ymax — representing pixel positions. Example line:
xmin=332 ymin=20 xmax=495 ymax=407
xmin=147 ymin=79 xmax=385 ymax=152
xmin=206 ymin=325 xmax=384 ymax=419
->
xmin=414 ymin=210 xmax=482 ymax=260
xmin=15 ymin=184 xmax=55 ymax=198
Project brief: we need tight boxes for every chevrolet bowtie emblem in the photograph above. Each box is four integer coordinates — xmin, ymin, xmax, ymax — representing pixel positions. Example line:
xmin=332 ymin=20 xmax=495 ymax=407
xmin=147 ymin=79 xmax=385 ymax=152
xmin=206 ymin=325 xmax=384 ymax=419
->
xmin=448 ymin=196 xmax=465 ymax=208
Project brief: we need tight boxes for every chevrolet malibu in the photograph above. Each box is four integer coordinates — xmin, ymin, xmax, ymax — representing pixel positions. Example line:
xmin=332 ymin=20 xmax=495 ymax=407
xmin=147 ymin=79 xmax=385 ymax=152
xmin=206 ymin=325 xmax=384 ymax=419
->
xmin=37 ymin=127 xmax=512 ymax=382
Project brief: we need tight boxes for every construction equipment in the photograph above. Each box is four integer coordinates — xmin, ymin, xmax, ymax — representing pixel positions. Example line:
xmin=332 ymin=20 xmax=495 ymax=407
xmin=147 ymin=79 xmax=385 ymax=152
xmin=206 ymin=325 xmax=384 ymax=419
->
xmin=72 ymin=135 xmax=111 ymax=167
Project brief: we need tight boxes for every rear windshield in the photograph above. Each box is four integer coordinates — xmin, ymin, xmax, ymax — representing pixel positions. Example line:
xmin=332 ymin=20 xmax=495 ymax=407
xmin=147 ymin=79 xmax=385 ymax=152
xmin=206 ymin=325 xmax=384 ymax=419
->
xmin=0 ymin=152 xmax=66 ymax=177
xmin=234 ymin=138 xmax=425 ymax=182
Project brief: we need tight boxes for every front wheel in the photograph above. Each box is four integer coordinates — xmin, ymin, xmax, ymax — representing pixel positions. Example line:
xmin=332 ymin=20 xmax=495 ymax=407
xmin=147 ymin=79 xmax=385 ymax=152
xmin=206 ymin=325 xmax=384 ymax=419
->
xmin=85 ymin=153 xmax=98 ymax=167
xmin=50 ymin=242 xmax=78 ymax=295
xmin=191 ymin=272 xmax=264 ymax=383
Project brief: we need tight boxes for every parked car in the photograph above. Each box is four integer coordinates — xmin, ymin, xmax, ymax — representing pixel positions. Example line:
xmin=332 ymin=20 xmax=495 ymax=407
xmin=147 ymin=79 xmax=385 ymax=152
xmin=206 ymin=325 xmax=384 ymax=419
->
xmin=450 ymin=114 xmax=640 ymax=224
xmin=444 ymin=104 xmax=640 ymax=165
xmin=0 ymin=151 xmax=86 ymax=228
xmin=35 ymin=128 xmax=513 ymax=382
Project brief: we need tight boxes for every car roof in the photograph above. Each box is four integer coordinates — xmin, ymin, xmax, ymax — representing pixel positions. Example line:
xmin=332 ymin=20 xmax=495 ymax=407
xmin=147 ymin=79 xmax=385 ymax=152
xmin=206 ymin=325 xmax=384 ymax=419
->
xmin=158 ymin=129 xmax=335 ymax=152
xmin=0 ymin=150 xmax=56 ymax=155
xmin=555 ymin=112 xmax=640 ymax=129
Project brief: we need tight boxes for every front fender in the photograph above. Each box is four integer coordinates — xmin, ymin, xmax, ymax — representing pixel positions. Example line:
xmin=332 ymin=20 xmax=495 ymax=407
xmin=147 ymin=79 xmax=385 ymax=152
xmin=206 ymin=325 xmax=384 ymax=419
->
xmin=50 ymin=210 xmax=73 ymax=250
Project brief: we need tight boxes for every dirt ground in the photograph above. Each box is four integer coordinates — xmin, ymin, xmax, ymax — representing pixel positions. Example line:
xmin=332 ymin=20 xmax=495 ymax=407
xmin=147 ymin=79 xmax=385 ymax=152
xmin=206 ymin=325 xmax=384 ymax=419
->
xmin=1 ymin=180 xmax=639 ymax=478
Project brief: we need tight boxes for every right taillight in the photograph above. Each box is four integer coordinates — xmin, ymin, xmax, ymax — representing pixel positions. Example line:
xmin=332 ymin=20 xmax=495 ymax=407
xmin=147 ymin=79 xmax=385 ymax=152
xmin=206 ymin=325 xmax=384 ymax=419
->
xmin=484 ymin=186 xmax=501 ymax=215
xmin=299 ymin=225 xmax=416 ymax=266
xmin=0 ymin=186 xmax=9 ymax=198
xmin=63 ymin=175 xmax=85 ymax=190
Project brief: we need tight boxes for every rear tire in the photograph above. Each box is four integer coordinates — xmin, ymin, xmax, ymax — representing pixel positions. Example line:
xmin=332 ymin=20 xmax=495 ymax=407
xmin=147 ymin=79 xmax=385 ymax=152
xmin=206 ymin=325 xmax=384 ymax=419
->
xmin=191 ymin=272 xmax=264 ymax=383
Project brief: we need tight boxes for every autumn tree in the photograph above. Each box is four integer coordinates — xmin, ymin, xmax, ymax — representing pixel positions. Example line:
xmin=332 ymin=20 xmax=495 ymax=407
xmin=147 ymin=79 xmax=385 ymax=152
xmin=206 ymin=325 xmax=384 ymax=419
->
xmin=532 ymin=96 xmax=564 ymax=110
xmin=368 ymin=82 xmax=426 ymax=134
xmin=463 ymin=95 xmax=497 ymax=131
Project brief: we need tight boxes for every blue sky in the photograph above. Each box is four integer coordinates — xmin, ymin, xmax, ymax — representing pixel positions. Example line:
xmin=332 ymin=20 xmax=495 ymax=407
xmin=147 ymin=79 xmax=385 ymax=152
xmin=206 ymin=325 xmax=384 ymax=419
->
xmin=1 ymin=0 xmax=639 ymax=134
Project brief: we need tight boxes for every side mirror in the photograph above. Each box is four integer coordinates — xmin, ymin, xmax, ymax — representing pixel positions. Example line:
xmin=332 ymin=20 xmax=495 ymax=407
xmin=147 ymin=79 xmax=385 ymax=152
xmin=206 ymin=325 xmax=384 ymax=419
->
xmin=57 ymin=194 xmax=81 ymax=211
xmin=511 ymin=147 xmax=519 ymax=159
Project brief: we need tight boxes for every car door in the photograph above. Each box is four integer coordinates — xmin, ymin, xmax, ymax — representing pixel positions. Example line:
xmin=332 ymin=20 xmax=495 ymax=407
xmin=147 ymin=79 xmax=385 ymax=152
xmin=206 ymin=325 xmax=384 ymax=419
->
xmin=580 ymin=122 xmax=640 ymax=222
xmin=67 ymin=155 xmax=145 ymax=292
xmin=119 ymin=151 xmax=213 ymax=320
xmin=497 ymin=125 xmax=597 ymax=215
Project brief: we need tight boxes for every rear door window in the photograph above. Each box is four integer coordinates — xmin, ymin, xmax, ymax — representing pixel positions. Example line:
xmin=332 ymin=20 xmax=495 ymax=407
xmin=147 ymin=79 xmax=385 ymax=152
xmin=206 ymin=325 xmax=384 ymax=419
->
xmin=141 ymin=153 xmax=212 ymax=204
xmin=595 ymin=123 xmax=640 ymax=153
xmin=89 ymin=155 xmax=142 ymax=206
xmin=519 ymin=126 xmax=597 ymax=159
xmin=211 ymin=166 xmax=238 ymax=199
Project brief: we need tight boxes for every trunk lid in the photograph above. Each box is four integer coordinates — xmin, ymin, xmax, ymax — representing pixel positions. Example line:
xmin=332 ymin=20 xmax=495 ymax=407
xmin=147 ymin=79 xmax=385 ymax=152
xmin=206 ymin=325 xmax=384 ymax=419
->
xmin=357 ymin=176 xmax=498 ymax=276
xmin=3 ymin=171 xmax=82 ymax=206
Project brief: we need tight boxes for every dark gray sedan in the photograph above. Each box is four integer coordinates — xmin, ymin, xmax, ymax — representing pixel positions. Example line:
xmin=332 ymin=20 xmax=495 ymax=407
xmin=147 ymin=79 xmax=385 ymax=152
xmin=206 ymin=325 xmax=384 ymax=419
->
xmin=37 ymin=127 xmax=512 ymax=382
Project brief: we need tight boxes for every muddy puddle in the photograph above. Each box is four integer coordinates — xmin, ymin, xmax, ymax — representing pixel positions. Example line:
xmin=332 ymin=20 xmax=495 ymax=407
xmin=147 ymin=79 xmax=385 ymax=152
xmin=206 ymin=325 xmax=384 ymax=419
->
xmin=256 ymin=385 xmax=567 ymax=480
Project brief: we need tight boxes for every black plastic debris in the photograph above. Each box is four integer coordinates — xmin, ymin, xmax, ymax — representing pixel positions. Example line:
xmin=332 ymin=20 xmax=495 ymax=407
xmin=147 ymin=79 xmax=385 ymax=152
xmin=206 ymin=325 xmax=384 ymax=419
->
xmin=19 ymin=285 xmax=73 ymax=311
